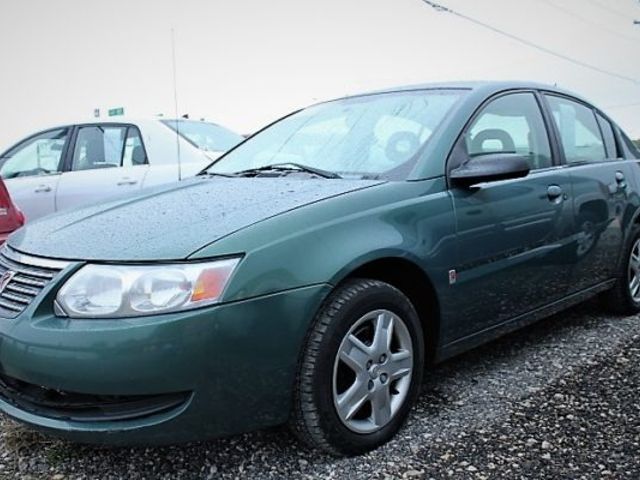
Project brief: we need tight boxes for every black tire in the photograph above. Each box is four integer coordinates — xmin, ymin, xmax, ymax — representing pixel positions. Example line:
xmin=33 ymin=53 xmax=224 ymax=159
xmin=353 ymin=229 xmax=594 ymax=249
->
xmin=290 ymin=278 xmax=424 ymax=456
xmin=602 ymin=224 xmax=640 ymax=315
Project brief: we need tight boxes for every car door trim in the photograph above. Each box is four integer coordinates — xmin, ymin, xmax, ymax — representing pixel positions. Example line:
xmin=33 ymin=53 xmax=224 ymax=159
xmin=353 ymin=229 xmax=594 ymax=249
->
xmin=437 ymin=278 xmax=616 ymax=362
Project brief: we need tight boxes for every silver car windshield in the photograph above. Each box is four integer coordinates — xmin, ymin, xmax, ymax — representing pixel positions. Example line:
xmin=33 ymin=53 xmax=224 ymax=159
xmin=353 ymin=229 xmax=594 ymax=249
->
xmin=162 ymin=120 xmax=243 ymax=152
xmin=208 ymin=89 xmax=465 ymax=180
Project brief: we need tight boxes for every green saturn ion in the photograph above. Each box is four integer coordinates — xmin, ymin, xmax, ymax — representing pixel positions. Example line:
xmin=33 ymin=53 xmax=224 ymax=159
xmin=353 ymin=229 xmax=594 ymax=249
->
xmin=1 ymin=82 xmax=639 ymax=455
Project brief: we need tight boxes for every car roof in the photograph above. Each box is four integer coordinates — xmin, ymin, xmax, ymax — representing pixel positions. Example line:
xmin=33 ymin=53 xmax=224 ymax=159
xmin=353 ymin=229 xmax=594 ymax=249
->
xmin=22 ymin=117 xmax=162 ymax=132
xmin=337 ymin=80 xmax=591 ymax=105
xmin=37 ymin=117 xmax=229 ymax=131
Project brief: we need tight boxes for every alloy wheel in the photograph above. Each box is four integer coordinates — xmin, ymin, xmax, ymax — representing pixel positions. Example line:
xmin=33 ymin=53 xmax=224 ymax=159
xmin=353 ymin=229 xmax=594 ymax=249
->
xmin=332 ymin=309 xmax=413 ymax=434
xmin=629 ymin=239 xmax=640 ymax=302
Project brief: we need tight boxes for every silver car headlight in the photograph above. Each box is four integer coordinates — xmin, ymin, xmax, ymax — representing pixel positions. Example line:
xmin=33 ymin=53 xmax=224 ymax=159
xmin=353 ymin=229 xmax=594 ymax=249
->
xmin=56 ymin=258 xmax=240 ymax=318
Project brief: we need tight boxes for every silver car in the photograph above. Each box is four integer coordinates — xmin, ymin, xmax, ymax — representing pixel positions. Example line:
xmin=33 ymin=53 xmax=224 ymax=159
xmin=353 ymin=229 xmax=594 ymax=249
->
xmin=0 ymin=118 xmax=243 ymax=221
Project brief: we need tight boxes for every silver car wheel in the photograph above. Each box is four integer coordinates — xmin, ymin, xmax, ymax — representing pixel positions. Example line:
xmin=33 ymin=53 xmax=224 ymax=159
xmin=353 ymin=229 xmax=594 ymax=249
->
xmin=629 ymin=239 xmax=640 ymax=302
xmin=332 ymin=309 xmax=413 ymax=434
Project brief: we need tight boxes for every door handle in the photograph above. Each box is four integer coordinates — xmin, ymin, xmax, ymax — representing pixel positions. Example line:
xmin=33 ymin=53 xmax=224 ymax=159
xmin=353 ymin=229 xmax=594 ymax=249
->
xmin=34 ymin=185 xmax=52 ymax=193
xmin=547 ymin=185 xmax=564 ymax=203
xmin=615 ymin=171 xmax=626 ymax=188
xmin=117 ymin=178 xmax=138 ymax=186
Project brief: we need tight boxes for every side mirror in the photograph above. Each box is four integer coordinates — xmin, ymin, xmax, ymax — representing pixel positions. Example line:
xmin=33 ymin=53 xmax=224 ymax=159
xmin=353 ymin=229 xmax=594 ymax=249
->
xmin=450 ymin=153 xmax=530 ymax=188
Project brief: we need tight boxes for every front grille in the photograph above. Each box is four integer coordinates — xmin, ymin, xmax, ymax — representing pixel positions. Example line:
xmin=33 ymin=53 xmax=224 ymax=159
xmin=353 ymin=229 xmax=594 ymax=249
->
xmin=0 ymin=247 xmax=71 ymax=318
xmin=0 ymin=373 xmax=190 ymax=422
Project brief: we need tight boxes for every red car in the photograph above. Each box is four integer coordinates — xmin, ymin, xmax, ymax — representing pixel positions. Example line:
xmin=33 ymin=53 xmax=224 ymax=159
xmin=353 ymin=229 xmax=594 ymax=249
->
xmin=0 ymin=178 xmax=24 ymax=244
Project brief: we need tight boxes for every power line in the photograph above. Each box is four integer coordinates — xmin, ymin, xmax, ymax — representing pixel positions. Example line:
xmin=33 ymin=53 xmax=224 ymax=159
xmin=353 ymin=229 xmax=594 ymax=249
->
xmin=538 ymin=0 xmax=640 ymax=44
xmin=604 ymin=101 xmax=640 ymax=109
xmin=419 ymin=1 xmax=640 ymax=86
xmin=586 ymin=0 xmax=633 ymax=20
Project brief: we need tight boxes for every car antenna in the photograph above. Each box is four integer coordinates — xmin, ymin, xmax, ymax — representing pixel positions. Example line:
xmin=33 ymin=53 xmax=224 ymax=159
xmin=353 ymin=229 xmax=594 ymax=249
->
xmin=171 ymin=27 xmax=183 ymax=182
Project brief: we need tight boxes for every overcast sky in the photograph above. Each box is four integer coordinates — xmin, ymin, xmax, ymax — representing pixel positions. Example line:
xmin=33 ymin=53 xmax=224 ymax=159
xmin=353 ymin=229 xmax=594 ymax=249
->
xmin=1 ymin=0 xmax=639 ymax=148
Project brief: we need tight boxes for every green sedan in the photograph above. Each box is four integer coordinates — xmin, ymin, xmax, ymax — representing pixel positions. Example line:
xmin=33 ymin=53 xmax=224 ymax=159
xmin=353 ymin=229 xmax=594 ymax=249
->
xmin=1 ymin=82 xmax=639 ymax=455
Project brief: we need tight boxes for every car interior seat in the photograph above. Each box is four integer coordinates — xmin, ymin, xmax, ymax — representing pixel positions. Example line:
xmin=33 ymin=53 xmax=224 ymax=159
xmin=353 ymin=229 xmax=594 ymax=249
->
xmin=131 ymin=145 xmax=147 ymax=166
xmin=75 ymin=128 xmax=106 ymax=170
xmin=470 ymin=129 xmax=516 ymax=155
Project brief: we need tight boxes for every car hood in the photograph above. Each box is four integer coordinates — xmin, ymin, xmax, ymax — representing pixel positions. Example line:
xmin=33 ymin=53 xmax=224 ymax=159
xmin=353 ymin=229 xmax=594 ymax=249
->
xmin=9 ymin=177 xmax=383 ymax=261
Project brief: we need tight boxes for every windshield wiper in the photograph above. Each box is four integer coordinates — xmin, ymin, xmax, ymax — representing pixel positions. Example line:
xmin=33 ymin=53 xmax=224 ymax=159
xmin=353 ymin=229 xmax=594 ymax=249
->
xmin=197 ymin=171 xmax=237 ymax=178
xmin=232 ymin=163 xmax=342 ymax=179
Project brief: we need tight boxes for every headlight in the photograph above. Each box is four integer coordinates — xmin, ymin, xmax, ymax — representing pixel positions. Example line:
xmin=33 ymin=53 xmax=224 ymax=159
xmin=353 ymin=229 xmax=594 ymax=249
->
xmin=56 ymin=258 xmax=240 ymax=318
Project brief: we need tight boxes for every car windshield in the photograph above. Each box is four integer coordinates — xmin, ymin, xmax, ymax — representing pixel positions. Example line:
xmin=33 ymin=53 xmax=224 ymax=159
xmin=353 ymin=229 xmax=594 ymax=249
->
xmin=162 ymin=120 xmax=243 ymax=152
xmin=208 ymin=89 xmax=465 ymax=180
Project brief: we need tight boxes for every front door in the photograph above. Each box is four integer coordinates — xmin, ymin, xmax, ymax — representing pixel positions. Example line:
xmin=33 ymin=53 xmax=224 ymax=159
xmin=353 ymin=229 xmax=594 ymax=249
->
xmin=0 ymin=128 xmax=70 ymax=221
xmin=447 ymin=92 xmax=574 ymax=343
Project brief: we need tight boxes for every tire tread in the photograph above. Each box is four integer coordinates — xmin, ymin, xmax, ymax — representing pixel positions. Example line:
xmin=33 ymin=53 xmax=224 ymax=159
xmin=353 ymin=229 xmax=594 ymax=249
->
xmin=290 ymin=278 xmax=416 ymax=455
xmin=602 ymin=225 xmax=640 ymax=315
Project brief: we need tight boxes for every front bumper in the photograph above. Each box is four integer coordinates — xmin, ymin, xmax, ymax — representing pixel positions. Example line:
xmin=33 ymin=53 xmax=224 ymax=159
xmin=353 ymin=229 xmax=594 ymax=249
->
xmin=0 ymin=283 xmax=331 ymax=445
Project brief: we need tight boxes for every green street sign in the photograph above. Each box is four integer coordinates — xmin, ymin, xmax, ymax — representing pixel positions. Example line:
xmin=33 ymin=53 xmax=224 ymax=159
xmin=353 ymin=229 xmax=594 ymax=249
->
xmin=108 ymin=107 xmax=124 ymax=117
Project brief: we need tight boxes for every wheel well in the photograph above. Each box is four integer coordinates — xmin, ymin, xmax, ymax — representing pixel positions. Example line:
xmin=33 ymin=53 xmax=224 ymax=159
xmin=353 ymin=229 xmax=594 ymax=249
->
xmin=343 ymin=258 xmax=440 ymax=363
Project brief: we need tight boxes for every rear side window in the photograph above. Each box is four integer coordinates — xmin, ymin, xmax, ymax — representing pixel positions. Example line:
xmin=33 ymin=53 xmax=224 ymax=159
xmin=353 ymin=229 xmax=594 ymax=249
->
xmin=122 ymin=127 xmax=147 ymax=167
xmin=620 ymin=131 xmax=640 ymax=159
xmin=595 ymin=113 xmax=618 ymax=159
xmin=545 ymin=95 xmax=606 ymax=164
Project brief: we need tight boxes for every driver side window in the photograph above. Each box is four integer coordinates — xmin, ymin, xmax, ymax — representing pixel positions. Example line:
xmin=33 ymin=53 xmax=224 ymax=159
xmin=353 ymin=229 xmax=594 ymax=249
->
xmin=465 ymin=93 xmax=552 ymax=170
xmin=0 ymin=128 xmax=68 ymax=179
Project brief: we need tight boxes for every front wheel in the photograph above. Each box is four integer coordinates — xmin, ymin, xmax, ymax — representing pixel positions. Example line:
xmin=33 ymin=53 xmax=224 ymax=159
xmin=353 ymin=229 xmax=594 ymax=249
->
xmin=290 ymin=279 xmax=424 ymax=456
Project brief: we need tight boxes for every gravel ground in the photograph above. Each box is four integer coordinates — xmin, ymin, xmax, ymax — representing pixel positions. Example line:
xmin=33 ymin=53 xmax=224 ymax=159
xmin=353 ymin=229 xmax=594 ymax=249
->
xmin=0 ymin=298 xmax=638 ymax=479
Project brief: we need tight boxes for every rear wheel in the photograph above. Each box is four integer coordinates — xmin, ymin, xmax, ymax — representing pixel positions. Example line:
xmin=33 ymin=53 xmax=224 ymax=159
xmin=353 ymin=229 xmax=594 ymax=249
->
xmin=602 ymin=225 xmax=640 ymax=315
xmin=290 ymin=279 xmax=424 ymax=456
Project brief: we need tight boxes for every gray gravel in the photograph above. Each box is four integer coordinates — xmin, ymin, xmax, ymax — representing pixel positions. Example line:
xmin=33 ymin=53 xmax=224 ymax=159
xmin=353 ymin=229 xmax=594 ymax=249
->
xmin=0 ymin=298 xmax=638 ymax=479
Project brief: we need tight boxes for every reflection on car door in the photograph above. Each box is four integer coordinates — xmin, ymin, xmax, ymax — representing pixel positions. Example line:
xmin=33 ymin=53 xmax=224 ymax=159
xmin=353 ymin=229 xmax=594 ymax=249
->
xmin=543 ymin=94 xmax=626 ymax=293
xmin=446 ymin=92 xmax=574 ymax=344
xmin=55 ymin=124 xmax=149 ymax=212
xmin=0 ymin=128 xmax=70 ymax=220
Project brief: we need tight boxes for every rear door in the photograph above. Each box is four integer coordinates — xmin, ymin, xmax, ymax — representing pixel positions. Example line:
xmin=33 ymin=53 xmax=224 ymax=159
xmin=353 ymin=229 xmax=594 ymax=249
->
xmin=0 ymin=128 xmax=70 ymax=221
xmin=542 ymin=94 xmax=626 ymax=293
xmin=448 ymin=91 xmax=574 ymax=341
xmin=55 ymin=124 xmax=149 ymax=212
